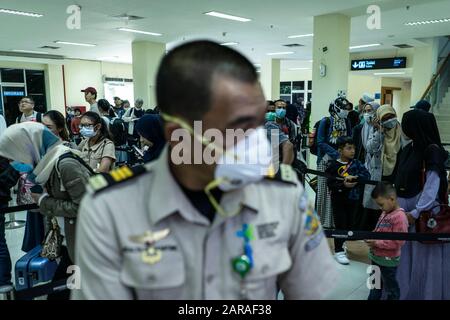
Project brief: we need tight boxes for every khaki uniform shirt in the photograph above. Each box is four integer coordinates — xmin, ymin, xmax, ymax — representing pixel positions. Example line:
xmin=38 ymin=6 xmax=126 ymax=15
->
xmin=72 ymin=147 xmax=338 ymax=300
xmin=78 ymin=138 xmax=116 ymax=172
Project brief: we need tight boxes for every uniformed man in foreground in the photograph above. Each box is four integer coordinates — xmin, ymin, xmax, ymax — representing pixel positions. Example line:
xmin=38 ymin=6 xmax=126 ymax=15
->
xmin=72 ymin=40 xmax=338 ymax=300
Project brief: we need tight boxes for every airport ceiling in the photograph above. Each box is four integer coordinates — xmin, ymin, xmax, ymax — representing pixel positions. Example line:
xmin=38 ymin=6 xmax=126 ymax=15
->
xmin=0 ymin=0 xmax=449 ymax=67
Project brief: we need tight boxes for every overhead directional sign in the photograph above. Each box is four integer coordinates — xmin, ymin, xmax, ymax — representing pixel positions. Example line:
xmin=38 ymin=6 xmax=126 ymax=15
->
xmin=351 ymin=57 xmax=406 ymax=71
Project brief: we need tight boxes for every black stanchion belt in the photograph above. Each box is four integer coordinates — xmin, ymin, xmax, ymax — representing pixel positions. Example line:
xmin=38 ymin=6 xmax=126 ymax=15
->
xmin=301 ymin=168 xmax=379 ymax=186
xmin=14 ymin=278 xmax=69 ymax=300
xmin=0 ymin=204 xmax=39 ymax=215
xmin=325 ymin=229 xmax=450 ymax=242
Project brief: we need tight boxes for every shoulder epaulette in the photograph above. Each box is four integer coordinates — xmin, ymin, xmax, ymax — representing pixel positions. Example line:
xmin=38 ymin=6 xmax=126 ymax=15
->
xmin=264 ymin=164 xmax=298 ymax=186
xmin=89 ymin=165 xmax=148 ymax=194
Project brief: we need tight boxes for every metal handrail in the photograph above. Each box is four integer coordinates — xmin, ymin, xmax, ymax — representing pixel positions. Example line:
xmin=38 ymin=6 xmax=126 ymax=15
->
xmin=421 ymin=53 xmax=450 ymax=101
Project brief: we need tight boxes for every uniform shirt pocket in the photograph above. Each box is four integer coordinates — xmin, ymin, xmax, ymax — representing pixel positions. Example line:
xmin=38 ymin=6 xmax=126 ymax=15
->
xmin=120 ymin=245 xmax=186 ymax=299
xmin=242 ymin=242 xmax=292 ymax=299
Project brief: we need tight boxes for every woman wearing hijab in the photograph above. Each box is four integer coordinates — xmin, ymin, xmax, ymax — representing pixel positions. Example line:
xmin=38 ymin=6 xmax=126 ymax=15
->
xmin=360 ymin=105 xmax=401 ymax=230
xmin=135 ymin=114 xmax=166 ymax=163
xmin=394 ymin=110 xmax=450 ymax=300
xmin=316 ymin=97 xmax=352 ymax=230
xmin=0 ymin=122 xmax=92 ymax=299
xmin=0 ymin=114 xmax=20 ymax=289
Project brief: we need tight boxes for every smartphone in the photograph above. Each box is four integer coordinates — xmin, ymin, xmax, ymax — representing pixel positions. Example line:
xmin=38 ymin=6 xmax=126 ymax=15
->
xmin=30 ymin=185 xmax=44 ymax=193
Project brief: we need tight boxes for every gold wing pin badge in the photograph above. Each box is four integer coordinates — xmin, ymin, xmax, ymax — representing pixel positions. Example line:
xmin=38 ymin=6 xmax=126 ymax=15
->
xmin=129 ymin=229 xmax=170 ymax=265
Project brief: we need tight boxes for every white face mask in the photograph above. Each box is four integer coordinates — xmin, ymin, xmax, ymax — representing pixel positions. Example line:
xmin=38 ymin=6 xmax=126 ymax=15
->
xmin=214 ymin=127 xmax=272 ymax=192
xmin=338 ymin=109 xmax=349 ymax=119
xmin=363 ymin=113 xmax=373 ymax=123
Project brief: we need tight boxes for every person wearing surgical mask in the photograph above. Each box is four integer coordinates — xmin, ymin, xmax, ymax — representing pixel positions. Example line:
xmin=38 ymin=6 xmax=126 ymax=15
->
xmin=78 ymin=111 xmax=116 ymax=173
xmin=274 ymin=99 xmax=298 ymax=144
xmin=361 ymin=104 xmax=401 ymax=230
xmin=72 ymin=40 xmax=337 ymax=300
xmin=315 ymin=96 xmax=352 ymax=230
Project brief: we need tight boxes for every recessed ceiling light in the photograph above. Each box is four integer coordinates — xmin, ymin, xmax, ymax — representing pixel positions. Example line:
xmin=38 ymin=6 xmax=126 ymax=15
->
xmin=55 ymin=41 xmax=96 ymax=47
xmin=118 ymin=28 xmax=162 ymax=36
xmin=289 ymin=67 xmax=311 ymax=71
xmin=12 ymin=49 xmax=49 ymax=54
xmin=0 ymin=8 xmax=43 ymax=17
xmin=373 ymin=72 xmax=405 ymax=76
xmin=220 ymin=42 xmax=239 ymax=46
xmin=405 ymin=18 xmax=450 ymax=26
xmin=204 ymin=11 xmax=251 ymax=22
xmin=349 ymin=43 xmax=381 ymax=49
xmin=267 ymin=51 xmax=294 ymax=56
xmin=254 ymin=63 xmax=261 ymax=67
xmin=287 ymin=33 xmax=313 ymax=39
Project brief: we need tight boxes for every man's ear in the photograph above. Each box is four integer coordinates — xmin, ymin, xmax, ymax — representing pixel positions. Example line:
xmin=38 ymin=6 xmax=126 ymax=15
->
xmin=164 ymin=122 xmax=180 ymax=147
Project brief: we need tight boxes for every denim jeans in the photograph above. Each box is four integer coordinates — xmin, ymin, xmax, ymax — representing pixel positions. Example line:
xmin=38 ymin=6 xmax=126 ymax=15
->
xmin=0 ymin=204 xmax=12 ymax=286
xmin=368 ymin=261 xmax=400 ymax=300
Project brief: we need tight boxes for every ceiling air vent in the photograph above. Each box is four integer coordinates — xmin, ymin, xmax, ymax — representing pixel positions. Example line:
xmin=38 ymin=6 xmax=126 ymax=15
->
xmin=393 ymin=44 xmax=413 ymax=48
xmin=283 ymin=43 xmax=304 ymax=48
xmin=40 ymin=45 xmax=60 ymax=50
xmin=111 ymin=14 xmax=145 ymax=21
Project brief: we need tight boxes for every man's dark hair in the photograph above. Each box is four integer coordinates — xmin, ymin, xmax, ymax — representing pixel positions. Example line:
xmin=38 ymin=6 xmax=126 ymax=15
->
xmin=156 ymin=40 xmax=258 ymax=121
xmin=267 ymin=100 xmax=275 ymax=106
xmin=371 ymin=182 xmax=397 ymax=199
xmin=21 ymin=96 xmax=35 ymax=104
xmin=74 ymin=108 xmax=81 ymax=114
xmin=113 ymin=96 xmax=121 ymax=101
xmin=337 ymin=136 xmax=355 ymax=149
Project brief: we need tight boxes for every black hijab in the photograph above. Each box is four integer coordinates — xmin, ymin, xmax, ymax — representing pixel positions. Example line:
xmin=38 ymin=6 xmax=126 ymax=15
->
xmin=135 ymin=115 xmax=166 ymax=162
xmin=286 ymin=104 xmax=299 ymax=124
xmin=395 ymin=110 xmax=447 ymax=199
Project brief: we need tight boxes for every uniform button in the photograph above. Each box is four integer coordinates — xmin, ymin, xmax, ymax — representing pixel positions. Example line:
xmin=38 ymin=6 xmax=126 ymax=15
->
xmin=206 ymin=275 xmax=214 ymax=283
xmin=148 ymin=275 xmax=156 ymax=282
xmin=69 ymin=220 xmax=74 ymax=225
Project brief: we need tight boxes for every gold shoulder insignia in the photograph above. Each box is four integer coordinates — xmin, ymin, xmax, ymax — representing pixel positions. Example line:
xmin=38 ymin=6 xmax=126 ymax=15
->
xmin=264 ymin=164 xmax=298 ymax=185
xmin=89 ymin=165 xmax=147 ymax=194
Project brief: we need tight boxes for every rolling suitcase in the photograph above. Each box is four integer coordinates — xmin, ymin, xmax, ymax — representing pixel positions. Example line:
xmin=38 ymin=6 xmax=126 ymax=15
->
xmin=15 ymin=245 xmax=58 ymax=292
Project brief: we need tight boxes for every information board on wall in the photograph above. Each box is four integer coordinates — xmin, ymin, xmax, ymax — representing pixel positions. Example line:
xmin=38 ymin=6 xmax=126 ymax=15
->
xmin=350 ymin=57 xmax=407 ymax=71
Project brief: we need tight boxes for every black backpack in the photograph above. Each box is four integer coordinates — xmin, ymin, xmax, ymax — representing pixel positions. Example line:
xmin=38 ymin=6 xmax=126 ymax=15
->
xmin=109 ymin=117 xmax=128 ymax=146
xmin=309 ymin=117 xmax=330 ymax=156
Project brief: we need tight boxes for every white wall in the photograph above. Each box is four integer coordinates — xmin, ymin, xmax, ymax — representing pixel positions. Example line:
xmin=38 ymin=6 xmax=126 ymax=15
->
xmin=279 ymin=69 xmax=312 ymax=82
xmin=0 ymin=57 xmax=133 ymax=114
xmin=347 ymin=73 xmax=381 ymax=105
xmin=380 ymin=77 xmax=411 ymax=118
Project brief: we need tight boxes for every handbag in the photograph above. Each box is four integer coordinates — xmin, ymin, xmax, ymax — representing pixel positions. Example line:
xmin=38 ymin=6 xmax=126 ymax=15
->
xmin=16 ymin=173 xmax=35 ymax=206
xmin=40 ymin=217 xmax=64 ymax=260
xmin=415 ymin=204 xmax=450 ymax=244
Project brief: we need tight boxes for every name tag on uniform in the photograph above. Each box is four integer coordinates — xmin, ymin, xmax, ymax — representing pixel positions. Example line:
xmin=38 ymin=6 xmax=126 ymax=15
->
xmin=256 ymin=222 xmax=279 ymax=239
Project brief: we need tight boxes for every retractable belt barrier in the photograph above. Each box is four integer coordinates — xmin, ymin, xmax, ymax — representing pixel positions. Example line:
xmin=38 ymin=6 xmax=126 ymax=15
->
xmin=0 ymin=204 xmax=39 ymax=215
xmin=325 ymin=229 xmax=450 ymax=242
xmin=299 ymin=167 xmax=380 ymax=186
xmin=14 ymin=278 xmax=69 ymax=300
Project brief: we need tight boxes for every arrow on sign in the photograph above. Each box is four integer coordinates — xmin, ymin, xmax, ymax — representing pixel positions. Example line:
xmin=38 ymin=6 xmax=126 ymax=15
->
xmin=352 ymin=62 xmax=359 ymax=69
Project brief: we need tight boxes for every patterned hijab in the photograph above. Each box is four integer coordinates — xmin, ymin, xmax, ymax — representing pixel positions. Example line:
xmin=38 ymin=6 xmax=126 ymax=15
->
xmin=0 ymin=122 xmax=78 ymax=184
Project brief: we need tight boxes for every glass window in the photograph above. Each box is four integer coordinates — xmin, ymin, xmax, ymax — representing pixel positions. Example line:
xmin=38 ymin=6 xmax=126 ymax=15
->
xmin=26 ymin=70 xmax=45 ymax=94
xmin=1 ymin=68 xmax=24 ymax=83
xmin=292 ymin=92 xmax=304 ymax=104
xmin=292 ymin=81 xmax=304 ymax=91
xmin=308 ymin=81 xmax=312 ymax=90
xmin=307 ymin=92 xmax=312 ymax=102
xmin=280 ymin=82 xmax=291 ymax=95
xmin=280 ymin=95 xmax=292 ymax=103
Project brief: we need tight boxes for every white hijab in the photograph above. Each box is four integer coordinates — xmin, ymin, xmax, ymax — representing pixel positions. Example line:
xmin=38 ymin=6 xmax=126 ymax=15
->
xmin=0 ymin=122 xmax=78 ymax=184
